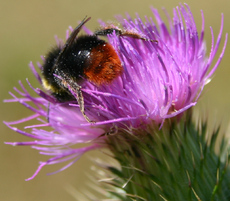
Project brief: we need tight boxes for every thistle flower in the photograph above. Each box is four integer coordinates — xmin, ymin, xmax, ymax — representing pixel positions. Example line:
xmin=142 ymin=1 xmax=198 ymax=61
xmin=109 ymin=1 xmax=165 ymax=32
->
xmin=4 ymin=3 xmax=227 ymax=182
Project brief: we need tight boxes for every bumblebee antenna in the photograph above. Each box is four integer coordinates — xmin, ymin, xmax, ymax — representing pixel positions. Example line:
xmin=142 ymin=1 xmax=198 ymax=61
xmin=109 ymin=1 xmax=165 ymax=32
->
xmin=59 ymin=16 xmax=91 ymax=60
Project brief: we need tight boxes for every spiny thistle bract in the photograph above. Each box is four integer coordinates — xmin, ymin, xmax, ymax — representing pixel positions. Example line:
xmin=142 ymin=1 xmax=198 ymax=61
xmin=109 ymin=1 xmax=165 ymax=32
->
xmin=103 ymin=114 xmax=230 ymax=200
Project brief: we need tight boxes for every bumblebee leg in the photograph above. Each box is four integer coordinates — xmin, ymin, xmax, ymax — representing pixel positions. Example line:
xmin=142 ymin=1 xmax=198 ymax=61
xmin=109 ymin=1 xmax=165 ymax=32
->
xmin=57 ymin=75 xmax=94 ymax=123
xmin=95 ymin=28 xmax=157 ymax=43
xmin=94 ymin=28 xmax=122 ymax=36
xmin=75 ymin=86 xmax=95 ymax=123
xmin=47 ymin=102 xmax=50 ymax=122
xmin=117 ymin=32 xmax=158 ymax=43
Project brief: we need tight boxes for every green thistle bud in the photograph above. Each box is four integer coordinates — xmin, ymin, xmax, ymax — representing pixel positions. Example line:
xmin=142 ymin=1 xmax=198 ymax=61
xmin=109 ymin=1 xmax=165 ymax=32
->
xmin=103 ymin=113 xmax=230 ymax=200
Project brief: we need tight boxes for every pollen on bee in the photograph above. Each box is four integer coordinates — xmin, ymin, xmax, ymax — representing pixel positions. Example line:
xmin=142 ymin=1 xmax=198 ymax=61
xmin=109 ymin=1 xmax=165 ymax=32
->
xmin=42 ymin=78 xmax=55 ymax=91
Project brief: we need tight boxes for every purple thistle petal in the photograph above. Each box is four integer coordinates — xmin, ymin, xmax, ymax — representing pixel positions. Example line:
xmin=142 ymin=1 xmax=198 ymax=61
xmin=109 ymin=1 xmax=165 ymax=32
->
xmin=4 ymin=4 xmax=227 ymax=179
xmin=25 ymin=163 xmax=46 ymax=181
xmin=25 ymin=145 xmax=98 ymax=181
xmin=5 ymin=141 xmax=40 ymax=146
xmin=29 ymin=62 xmax=42 ymax=84
xmin=4 ymin=123 xmax=47 ymax=140
xmin=4 ymin=114 xmax=40 ymax=125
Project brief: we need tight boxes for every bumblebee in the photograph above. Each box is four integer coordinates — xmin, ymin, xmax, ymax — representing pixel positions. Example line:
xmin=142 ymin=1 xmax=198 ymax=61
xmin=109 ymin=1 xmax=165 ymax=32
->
xmin=42 ymin=16 xmax=157 ymax=122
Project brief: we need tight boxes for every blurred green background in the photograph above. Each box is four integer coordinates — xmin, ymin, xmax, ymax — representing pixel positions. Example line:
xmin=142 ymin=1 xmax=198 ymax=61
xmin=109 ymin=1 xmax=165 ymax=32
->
xmin=1 ymin=0 xmax=229 ymax=200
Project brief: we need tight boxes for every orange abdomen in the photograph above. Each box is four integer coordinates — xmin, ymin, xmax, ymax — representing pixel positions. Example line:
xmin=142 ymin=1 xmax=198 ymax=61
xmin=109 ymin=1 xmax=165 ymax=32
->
xmin=84 ymin=43 xmax=123 ymax=86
